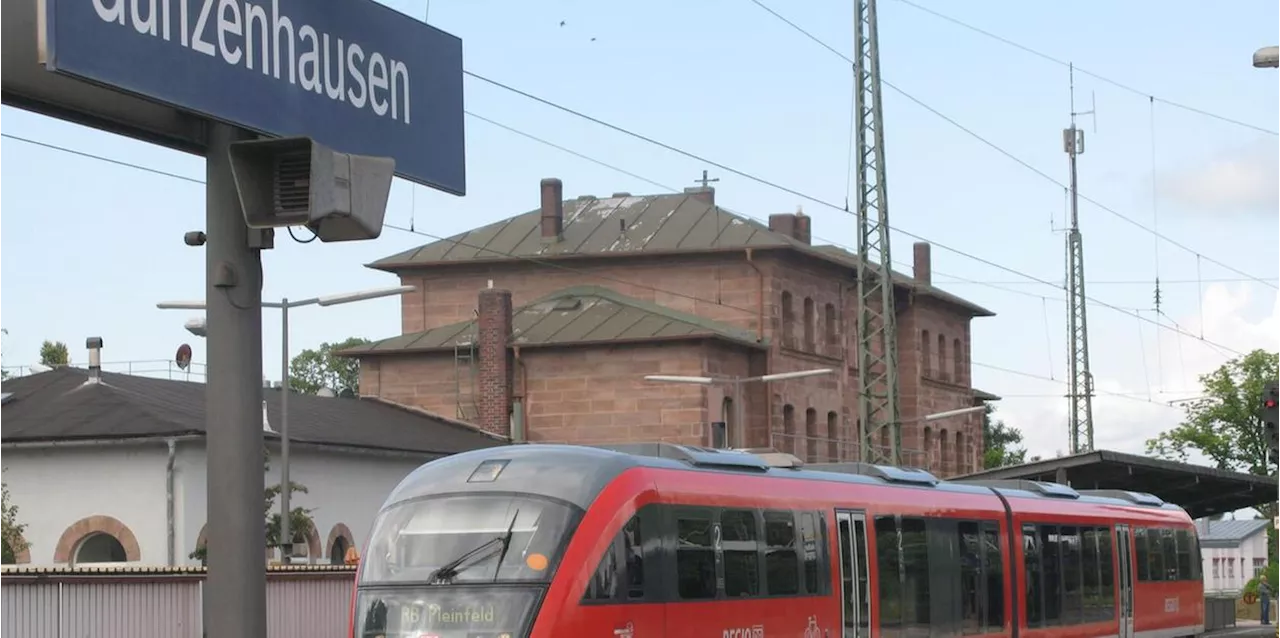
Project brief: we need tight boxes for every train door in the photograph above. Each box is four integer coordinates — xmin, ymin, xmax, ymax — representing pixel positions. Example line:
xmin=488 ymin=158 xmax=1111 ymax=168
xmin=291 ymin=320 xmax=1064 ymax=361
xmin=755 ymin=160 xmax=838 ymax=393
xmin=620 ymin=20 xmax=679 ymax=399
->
xmin=836 ymin=510 xmax=872 ymax=638
xmin=1115 ymin=524 xmax=1136 ymax=638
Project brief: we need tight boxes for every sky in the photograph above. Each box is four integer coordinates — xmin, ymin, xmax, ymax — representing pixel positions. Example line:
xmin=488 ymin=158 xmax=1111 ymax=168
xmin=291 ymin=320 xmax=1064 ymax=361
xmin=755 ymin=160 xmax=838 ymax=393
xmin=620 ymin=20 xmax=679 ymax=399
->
xmin=2 ymin=0 xmax=1278 ymax=468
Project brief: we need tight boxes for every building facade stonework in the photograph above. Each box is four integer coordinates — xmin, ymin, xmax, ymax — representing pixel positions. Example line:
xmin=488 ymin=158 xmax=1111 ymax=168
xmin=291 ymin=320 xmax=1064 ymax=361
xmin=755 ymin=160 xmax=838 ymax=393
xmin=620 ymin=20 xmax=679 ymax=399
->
xmin=347 ymin=178 xmax=997 ymax=476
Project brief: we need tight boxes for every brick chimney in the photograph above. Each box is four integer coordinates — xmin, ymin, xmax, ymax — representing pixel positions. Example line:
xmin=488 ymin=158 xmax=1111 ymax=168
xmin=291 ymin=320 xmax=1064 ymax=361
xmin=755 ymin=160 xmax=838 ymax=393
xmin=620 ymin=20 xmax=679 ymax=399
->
xmin=683 ymin=186 xmax=715 ymax=206
xmin=477 ymin=283 xmax=513 ymax=437
xmin=768 ymin=213 xmax=797 ymax=239
xmin=793 ymin=210 xmax=811 ymax=245
xmin=913 ymin=242 xmax=932 ymax=285
xmin=540 ymin=178 xmax=564 ymax=241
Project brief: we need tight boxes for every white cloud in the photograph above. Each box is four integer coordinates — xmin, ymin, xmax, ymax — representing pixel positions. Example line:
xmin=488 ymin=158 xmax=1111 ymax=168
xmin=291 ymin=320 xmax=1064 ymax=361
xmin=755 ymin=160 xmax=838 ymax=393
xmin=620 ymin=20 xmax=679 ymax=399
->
xmin=1158 ymin=143 xmax=1279 ymax=216
xmin=998 ymin=282 xmax=1279 ymax=462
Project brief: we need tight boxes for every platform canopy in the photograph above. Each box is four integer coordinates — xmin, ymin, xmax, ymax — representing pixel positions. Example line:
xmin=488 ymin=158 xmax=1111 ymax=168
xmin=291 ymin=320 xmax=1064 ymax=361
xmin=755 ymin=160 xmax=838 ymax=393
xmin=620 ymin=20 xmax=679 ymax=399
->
xmin=957 ymin=449 xmax=1275 ymax=519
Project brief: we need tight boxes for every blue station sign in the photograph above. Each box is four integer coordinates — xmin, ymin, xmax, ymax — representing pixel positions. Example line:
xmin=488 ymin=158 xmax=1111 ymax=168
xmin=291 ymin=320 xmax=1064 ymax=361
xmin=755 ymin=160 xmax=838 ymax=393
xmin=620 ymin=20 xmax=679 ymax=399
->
xmin=41 ymin=0 xmax=467 ymax=196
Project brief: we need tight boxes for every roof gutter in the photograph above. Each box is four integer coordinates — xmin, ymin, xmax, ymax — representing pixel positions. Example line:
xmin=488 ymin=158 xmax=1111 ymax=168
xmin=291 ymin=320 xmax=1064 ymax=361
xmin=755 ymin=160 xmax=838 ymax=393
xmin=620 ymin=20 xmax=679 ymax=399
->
xmin=1 ymin=435 xmax=204 ymax=450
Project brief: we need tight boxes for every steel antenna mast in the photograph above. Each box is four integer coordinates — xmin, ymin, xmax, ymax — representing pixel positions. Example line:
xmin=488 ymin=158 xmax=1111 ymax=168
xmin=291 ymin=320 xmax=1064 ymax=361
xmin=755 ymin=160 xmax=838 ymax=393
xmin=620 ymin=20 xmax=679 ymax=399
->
xmin=853 ymin=0 xmax=901 ymax=466
xmin=1064 ymin=63 xmax=1097 ymax=453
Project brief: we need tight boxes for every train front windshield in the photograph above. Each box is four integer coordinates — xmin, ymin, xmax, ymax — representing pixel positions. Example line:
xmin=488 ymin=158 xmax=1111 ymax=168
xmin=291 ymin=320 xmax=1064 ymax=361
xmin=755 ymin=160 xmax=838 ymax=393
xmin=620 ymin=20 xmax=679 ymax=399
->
xmin=354 ymin=493 xmax=580 ymax=638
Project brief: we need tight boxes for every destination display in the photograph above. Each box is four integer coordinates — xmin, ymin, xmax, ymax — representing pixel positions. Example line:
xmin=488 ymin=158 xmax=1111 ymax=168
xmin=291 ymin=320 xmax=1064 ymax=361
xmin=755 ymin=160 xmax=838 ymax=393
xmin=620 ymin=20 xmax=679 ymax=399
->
xmin=355 ymin=587 xmax=540 ymax=638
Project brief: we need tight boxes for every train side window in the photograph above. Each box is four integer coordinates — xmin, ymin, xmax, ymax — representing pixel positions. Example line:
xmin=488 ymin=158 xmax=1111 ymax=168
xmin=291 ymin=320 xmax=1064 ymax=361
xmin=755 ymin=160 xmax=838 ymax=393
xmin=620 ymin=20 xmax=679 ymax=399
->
xmin=583 ymin=509 xmax=653 ymax=604
xmin=1080 ymin=528 xmax=1100 ymax=622
xmin=1175 ymin=529 xmax=1194 ymax=581
xmin=674 ymin=509 xmax=717 ymax=600
xmin=1167 ymin=525 xmax=1182 ymax=581
xmin=1098 ymin=527 xmax=1114 ymax=619
xmin=584 ymin=531 xmax=620 ymax=602
xmin=1188 ymin=531 xmax=1203 ymax=580
xmin=1147 ymin=527 xmax=1166 ymax=582
xmin=875 ymin=515 xmax=904 ymax=638
xmin=1134 ymin=527 xmax=1150 ymax=581
xmin=1023 ymin=524 xmax=1043 ymax=628
xmin=981 ymin=523 xmax=1005 ymax=633
xmin=721 ymin=509 xmax=760 ymax=597
xmin=623 ymin=514 xmax=645 ymax=599
xmin=1039 ymin=525 xmax=1063 ymax=625
xmin=958 ymin=521 xmax=983 ymax=634
xmin=900 ymin=517 xmax=931 ymax=632
xmin=799 ymin=511 xmax=825 ymax=595
xmin=763 ymin=510 xmax=800 ymax=595
xmin=1060 ymin=526 xmax=1083 ymax=624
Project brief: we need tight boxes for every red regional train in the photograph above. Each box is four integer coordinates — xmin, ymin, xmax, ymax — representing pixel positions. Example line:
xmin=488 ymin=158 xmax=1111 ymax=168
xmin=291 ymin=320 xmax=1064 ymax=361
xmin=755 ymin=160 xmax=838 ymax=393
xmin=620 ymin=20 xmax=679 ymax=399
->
xmin=349 ymin=442 xmax=1204 ymax=638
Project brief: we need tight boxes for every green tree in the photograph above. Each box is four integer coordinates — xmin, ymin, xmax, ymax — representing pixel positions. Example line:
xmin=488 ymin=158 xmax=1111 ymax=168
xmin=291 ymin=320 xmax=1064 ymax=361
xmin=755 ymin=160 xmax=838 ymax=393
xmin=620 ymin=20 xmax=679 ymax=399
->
xmin=2 ymin=472 xmax=30 ymax=564
xmin=1146 ymin=349 xmax=1278 ymax=521
xmin=39 ymin=340 xmax=69 ymax=367
xmin=189 ymin=448 xmax=314 ymax=564
xmin=982 ymin=404 xmax=1029 ymax=469
xmin=288 ymin=337 xmax=371 ymax=395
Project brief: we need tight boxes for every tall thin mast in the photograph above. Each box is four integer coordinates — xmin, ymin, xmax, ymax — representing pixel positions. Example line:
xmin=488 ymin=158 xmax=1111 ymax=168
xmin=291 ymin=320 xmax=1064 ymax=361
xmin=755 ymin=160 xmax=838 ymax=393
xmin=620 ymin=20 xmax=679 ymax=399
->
xmin=1064 ymin=64 xmax=1095 ymax=454
xmin=854 ymin=0 xmax=901 ymax=465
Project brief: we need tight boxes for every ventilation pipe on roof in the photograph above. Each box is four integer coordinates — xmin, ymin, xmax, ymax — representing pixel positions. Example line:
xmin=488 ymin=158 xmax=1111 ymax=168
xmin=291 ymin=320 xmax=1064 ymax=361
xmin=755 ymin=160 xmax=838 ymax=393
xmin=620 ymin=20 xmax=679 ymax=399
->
xmin=86 ymin=337 xmax=103 ymax=382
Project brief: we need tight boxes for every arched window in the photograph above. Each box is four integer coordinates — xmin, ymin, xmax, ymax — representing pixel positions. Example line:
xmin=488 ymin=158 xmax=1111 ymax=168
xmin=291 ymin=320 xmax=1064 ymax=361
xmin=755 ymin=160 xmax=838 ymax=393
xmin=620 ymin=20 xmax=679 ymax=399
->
xmin=939 ymin=428 xmax=950 ymax=475
xmin=921 ymin=330 xmax=932 ymax=378
xmin=825 ymin=303 xmax=838 ymax=347
xmin=953 ymin=337 xmax=964 ymax=384
xmin=805 ymin=408 xmax=818 ymax=462
xmin=782 ymin=404 xmax=796 ymax=455
xmin=937 ymin=333 xmax=948 ymax=382
xmin=827 ymin=411 xmax=840 ymax=462
xmin=75 ymin=532 xmax=128 ymax=565
xmin=718 ymin=396 xmax=734 ymax=448
xmin=923 ymin=426 xmax=934 ymax=470
xmin=781 ymin=291 xmax=795 ymax=348
xmin=803 ymin=297 xmax=816 ymax=350
xmin=955 ymin=430 xmax=966 ymax=474
xmin=330 ymin=536 xmax=351 ymax=564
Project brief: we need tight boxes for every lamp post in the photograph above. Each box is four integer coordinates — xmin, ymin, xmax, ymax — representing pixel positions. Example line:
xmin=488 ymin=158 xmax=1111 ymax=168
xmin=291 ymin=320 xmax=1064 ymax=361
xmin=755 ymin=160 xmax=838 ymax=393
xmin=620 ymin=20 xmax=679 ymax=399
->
xmin=644 ymin=368 xmax=836 ymax=449
xmin=158 ymin=284 xmax=414 ymax=559
xmin=1253 ymin=46 xmax=1279 ymax=68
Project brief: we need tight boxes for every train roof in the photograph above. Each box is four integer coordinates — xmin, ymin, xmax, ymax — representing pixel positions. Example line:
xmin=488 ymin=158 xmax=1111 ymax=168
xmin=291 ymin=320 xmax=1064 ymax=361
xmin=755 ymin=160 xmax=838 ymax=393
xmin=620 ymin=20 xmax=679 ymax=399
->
xmin=380 ymin=442 xmax=1189 ymax=517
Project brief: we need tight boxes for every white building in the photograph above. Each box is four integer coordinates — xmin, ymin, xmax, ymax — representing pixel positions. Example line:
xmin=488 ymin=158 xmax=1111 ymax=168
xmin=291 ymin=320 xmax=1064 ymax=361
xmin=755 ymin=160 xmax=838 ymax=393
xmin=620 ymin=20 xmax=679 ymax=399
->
xmin=1 ymin=365 xmax=507 ymax=567
xmin=1196 ymin=518 xmax=1271 ymax=593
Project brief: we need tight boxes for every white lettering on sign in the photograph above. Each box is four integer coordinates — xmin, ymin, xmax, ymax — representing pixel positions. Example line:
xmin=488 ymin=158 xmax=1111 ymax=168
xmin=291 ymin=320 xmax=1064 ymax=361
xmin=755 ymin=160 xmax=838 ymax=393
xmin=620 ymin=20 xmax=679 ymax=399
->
xmin=723 ymin=625 xmax=764 ymax=638
xmin=88 ymin=0 xmax=412 ymax=123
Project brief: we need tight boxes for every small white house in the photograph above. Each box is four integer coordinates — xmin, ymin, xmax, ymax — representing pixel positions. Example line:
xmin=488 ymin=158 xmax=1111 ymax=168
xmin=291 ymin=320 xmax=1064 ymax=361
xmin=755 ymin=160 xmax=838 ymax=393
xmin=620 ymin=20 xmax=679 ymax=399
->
xmin=1 ymin=366 xmax=506 ymax=567
xmin=1196 ymin=517 xmax=1271 ymax=593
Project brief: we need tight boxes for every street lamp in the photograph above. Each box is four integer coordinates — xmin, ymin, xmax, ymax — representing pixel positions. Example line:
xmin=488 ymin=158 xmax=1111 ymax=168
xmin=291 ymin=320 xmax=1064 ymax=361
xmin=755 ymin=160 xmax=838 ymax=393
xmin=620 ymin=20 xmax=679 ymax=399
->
xmin=158 ymin=283 xmax=414 ymax=559
xmin=644 ymin=368 xmax=836 ymax=449
xmin=1253 ymin=46 xmax=1279 ymax=68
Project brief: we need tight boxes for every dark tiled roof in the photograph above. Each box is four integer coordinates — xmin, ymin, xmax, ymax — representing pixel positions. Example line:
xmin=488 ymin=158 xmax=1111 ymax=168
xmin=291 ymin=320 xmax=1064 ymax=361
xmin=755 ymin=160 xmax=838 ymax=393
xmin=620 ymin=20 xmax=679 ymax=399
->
xmin=1 ymin=368 xmax=505 ymax=454
xmin=340 ymin=285 xmax=766 ymax=356
xmin=369 ymin=192 xmax=995 ymax=318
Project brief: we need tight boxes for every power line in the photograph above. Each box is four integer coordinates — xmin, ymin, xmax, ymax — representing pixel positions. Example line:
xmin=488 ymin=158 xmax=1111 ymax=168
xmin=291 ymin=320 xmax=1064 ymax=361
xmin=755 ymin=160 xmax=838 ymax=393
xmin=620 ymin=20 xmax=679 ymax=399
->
xmin=891 ymin=0 xmax=1279 ymax=137
xmin=4 ymin=108 xmax=1246 ymax=360
xmin=0 ymin=125 xmax=1211 ymax=412
xmin=742 ymin=0 xmax=1277 ymax=292
xmin=937 ymin=277 xmax=1276 ymax=286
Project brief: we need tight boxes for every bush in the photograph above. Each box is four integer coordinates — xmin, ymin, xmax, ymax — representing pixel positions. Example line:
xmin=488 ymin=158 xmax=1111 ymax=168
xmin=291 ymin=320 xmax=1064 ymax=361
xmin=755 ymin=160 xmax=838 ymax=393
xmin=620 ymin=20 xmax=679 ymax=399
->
xmin=1244 ymin=562 xmax=1278 ymax=596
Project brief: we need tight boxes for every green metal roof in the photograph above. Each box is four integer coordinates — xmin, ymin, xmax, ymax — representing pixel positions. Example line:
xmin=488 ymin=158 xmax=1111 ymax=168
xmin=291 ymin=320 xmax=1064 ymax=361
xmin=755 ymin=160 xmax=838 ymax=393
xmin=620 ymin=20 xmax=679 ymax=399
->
xmin=371 ymin=192 xmax=796 ymax=267
xmin=339 ymin=285 xmax=767 ymax=356
xmin=370 ymin=192 xmax=994 ymax=318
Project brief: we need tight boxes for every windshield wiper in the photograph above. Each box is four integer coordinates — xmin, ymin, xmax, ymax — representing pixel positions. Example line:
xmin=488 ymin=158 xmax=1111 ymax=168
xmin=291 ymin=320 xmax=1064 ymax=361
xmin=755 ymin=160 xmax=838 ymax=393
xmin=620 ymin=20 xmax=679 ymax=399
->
xmin=425 ymin=509 xmax=521 ymax=584
xmin=491 ymin=509 xmax=520 ymax=582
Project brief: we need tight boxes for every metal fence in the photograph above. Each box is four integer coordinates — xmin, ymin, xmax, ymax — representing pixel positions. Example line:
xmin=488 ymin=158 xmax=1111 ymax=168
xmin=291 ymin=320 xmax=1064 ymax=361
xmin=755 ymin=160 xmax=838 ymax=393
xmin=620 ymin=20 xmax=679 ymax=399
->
xmin=0 ymin=565 xmax=355 ymax=638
